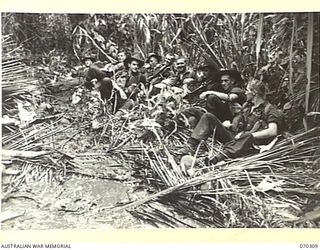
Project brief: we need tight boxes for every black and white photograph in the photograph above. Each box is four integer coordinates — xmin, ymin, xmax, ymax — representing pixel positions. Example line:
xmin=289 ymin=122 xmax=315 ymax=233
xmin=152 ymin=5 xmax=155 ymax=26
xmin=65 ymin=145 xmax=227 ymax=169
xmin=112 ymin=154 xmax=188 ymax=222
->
xmin=1 ymin=11 xmax=320 ymax=230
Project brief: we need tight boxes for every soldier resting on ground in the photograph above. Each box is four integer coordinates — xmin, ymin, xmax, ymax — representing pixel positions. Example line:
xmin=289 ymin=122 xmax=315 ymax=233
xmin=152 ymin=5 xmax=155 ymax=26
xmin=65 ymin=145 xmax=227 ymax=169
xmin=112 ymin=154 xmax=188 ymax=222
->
xmin=114 ymin=53 xmax=147 ymax=117
xmin=181 ymin=79 xmax=283 ymax=165
xmin=181 ymin=69 xmax=246 ymax=131
xmin=82 ymin=51 xmax=130 ymax=103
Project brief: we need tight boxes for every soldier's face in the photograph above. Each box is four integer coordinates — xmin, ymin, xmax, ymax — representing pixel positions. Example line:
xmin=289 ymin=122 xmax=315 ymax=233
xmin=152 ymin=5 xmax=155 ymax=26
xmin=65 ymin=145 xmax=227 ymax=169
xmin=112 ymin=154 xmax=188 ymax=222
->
xmin=84 ymin=59 xmax=93 ymax=67
xmin=176 ymin=59 xmax=186 ymax=72
xmin=149 ymin=57 xmax=159 ymax=67
xmin=118 ymin=75 xmax=127 ymax=88
xmin=165 ymin=55 xmax=174 ymax=65
xmin=202 ymin=69 xmax=210 ymax=79
xmin=246 ymin=80 xmax=265 ymax=102
xmin=251 ymin=89 xmax=262 ymax=103
xmin=118 ymin=52 xmax=126 ymax=62
xmin=129 ymin=60 xmax=139 ymax=73
xmin=197 ymin=71 xmax=205 ymax=81
xmin=221 ymin=75 xmax=234 ymax=91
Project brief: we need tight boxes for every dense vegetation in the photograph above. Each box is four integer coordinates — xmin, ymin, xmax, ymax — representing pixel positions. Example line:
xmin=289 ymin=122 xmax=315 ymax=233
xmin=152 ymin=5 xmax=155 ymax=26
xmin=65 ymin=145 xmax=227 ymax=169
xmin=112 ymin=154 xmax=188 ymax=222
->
xmin=2 ymin=13 xmax=319 ymax=129
xmin=1 ymin=13 xmax=319 ymax=228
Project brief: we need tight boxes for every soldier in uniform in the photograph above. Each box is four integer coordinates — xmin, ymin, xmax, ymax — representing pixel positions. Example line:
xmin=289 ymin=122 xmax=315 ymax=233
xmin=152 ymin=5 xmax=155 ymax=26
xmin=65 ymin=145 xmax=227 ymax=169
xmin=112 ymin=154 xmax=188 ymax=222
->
xmin=114 ymin=53 xmax=147 ymax=116
xmin=189 ymin=62 xmax=222 ymax=100
xmin=147 ymin=53 xmax=175 ymax=84
xmin=181 ymin=62 xmax=221 ymax=127
xmin=144 ymin=53 xmax=162 ymax=80
xmin=199 ymin=69 xmax=246 ymax=122
xmin=101 ymin=49 xmax=130 ymax=79
xmin=181 ymin=68 xmax=245 ymax=129
xmin=172 ymin=57 xmax=197 ymax=94
xmin=181 ymin=79 xmax=283 ymax=164
xmin=82 ymin=54 xmax=114 ymax=102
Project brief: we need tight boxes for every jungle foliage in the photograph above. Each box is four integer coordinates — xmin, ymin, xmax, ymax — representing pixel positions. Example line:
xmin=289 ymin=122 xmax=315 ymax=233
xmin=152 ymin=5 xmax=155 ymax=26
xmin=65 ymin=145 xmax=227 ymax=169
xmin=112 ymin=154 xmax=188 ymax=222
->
xmin=1 ymin=12 xmax=320 ymax=229
xmin=2 ymin=12 xmax=319 ymax=131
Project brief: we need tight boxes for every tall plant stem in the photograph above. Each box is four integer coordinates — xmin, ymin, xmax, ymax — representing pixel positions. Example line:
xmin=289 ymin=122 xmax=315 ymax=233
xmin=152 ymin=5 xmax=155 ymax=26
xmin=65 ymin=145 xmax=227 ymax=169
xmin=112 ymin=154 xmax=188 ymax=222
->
xmin=255 ymin=13 xmax=264 ymax=74
xmin=304 ymin=13 xmax=314 ymax=130
xmin=289 ymin=15 xmax=296 ymax=95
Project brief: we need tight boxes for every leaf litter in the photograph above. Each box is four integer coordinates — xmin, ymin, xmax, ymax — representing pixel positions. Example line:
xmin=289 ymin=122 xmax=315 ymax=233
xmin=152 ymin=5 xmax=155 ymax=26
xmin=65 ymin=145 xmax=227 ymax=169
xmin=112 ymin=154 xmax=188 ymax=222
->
xmin=1 ymin=33 xmax=320 ymax=229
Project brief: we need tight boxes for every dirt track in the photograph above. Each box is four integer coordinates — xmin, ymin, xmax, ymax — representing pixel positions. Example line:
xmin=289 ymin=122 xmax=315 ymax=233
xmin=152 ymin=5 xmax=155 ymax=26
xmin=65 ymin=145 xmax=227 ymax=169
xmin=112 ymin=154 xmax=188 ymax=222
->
xmin=1 ymin=78 xmax=151 ymax=229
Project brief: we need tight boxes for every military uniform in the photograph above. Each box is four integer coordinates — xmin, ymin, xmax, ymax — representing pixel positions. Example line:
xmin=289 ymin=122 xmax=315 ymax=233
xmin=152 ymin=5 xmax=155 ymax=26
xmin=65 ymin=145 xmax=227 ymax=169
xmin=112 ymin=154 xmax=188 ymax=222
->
xmin=185 ymin=78 xmax=224 ymax=105
xmin=84 ymin=64 xmax=114 ymax=101
xmin=110 ymin=62 xmax=126 ymax=78
xmin=206 ymin=86 xmax=246 ymax=122
xmin=172 ymin=69 xmax=196 ymax=88
xmin=115 ymin=70 xmax=147 ymax=112
xmin=145 ymin=63 xmax=162 ymax=80
xmin=189 ymin=100 xmax=283 ymax=161
xmin=182 ymin=84 xmax=245 ymax=129
xmin=241 ymin=101 xmax=283 ymax=144
xmin=147 ymin=63 xmax=175 ymax=85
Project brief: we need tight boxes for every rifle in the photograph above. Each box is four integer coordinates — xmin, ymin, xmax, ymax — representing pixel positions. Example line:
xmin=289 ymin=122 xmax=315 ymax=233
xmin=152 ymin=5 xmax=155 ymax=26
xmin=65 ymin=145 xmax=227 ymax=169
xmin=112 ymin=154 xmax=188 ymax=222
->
xmin=147 ymin=64 xmax=171 ymax=82
xmin=184 ymin=80 xmax=211 ymax=99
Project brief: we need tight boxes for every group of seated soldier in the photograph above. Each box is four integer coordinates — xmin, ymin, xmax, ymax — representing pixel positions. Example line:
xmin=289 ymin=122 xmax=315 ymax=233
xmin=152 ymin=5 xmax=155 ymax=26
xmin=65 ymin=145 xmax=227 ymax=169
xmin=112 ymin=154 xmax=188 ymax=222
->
xmin=81 ymin=51 xmax=198 ymax=111
xmin=80 ymin=50 xmax=283 ymax=166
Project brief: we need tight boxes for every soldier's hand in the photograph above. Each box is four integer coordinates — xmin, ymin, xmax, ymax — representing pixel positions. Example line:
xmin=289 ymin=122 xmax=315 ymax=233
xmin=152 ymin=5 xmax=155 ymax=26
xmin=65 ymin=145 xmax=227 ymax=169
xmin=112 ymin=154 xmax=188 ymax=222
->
xmin=127 ymin=84 xmax=137 ymax=93
xmin=162 ymin=78 xmax=174 ymax=85
xmin=183 ymin=78 xmax=195 ymax=84
xmin=200 ymin=91 xmax=210 ymax=99
xmin=235 ymin=132 xmax=244 ymax=139
xmin=222 ymin=120 xmax=232 ymax=129
xmin=119 ymin=89 xmax=127 ymax=99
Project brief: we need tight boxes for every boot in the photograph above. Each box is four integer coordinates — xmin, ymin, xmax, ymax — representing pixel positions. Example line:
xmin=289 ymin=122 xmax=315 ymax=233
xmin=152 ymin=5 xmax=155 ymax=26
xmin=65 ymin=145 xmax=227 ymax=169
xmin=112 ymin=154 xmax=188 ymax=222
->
xmin=204 ymin=153 xmax=226 ymax=165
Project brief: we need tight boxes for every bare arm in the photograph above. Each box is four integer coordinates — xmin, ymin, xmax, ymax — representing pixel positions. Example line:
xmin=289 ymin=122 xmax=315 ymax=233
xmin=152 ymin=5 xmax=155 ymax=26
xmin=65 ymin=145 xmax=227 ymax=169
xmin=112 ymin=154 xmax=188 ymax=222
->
xmin=112 ymin=80 xmax=127 ymax=99
xmin=182 ymin=84 xmax=190 ymax=96
xmin=252 ymin=122 xmax=278 ymax=139
xmin=199 ymin=90 xmax=238 ymax=101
